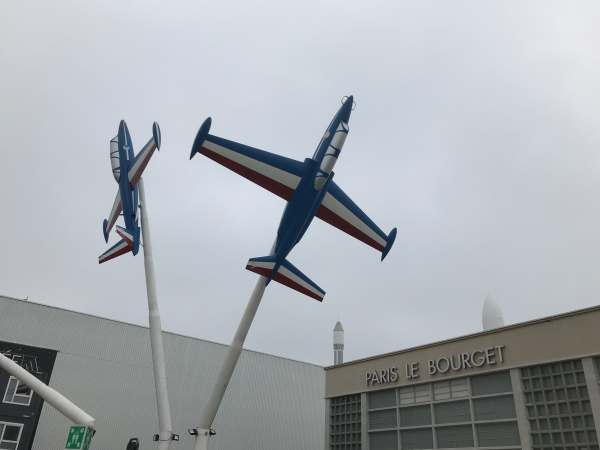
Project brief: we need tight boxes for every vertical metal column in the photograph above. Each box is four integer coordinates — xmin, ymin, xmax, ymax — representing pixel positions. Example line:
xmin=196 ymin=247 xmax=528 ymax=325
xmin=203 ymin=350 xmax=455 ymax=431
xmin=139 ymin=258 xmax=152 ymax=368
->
xmin=324 ymin=398 xmax=331 ymax=450
xmin=361 ymin=392 xmax=369 ymax=450
xmin=582 ymin=358 xmax=600 ymax=437
xmin=139 ymin=179 xmax=174 ymax=450
xmin=510 ymin=368 xmax=532 ymax=450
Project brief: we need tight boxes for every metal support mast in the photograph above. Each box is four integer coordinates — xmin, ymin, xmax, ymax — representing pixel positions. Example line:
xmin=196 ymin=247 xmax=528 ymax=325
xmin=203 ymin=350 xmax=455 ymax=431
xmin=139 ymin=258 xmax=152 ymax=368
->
xmin=139 ymin=178 xmax=176 ymax=449
xmin=191 ymin=245 xmax=274 ymax=450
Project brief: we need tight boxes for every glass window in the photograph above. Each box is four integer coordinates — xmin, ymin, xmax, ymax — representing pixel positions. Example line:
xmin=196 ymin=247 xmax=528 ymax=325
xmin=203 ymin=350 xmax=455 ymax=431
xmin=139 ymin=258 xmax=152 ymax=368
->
xmin=473 ymin=395 xmax=516 ymax=420
xmin=0 ymin=421 xmax=23 ymax=450
xmin=450 ymin=378 xmax=469 ymax=398
xmin=471 ymin=371 xmax=512 ymax=396
xmin=402 ymin=428 xmax=433 ymax=449
xmin=369 ymin=431 xmax=397 ymax=450
xmin=436 ymin=425 xmax=474 ymax=448
xmin=369 ymin=389 xmax=396 ymax=409
xmin=399 ymin=386 xmax=415 ymax=405
xmin=415 ymin=384 xmax=431 ymax=403
xmin=330 ymin=394 xmax=361 ymax=449
xmin=434 ymin=381 xmax=451 ymax=400
xmin=369 ymin=409 xmax=397 ymax=430
xmin=434 ymin=400 xmax=470 ymax=424
xmin=3 ymin=377 xmax=33 ymax=406
xmin=476 ymin=421 xmax=520 ymax=447
xmin=399 ymin=405 xmax=431 ymax=427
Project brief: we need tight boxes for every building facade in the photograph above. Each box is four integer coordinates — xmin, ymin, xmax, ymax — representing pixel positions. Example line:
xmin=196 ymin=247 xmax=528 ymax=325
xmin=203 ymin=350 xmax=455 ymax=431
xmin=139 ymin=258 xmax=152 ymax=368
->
xmin=0 ymin=296 xmax=324 ymax=450
xmin=325 ymin=306 xmax=600 ymax=450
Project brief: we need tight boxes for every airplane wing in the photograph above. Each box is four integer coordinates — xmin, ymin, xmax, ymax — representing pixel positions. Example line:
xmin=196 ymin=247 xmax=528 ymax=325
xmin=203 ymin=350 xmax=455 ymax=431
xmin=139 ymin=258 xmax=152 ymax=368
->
xmin=317 ymin=181 xmax=397 ymax=259
xmin=128 ymin=122 xmax=161 ymax=187
xmin=102 ymin=190 xmax=122 ymax=242
xmin=190 ymin=118 xmax=305 ymax=201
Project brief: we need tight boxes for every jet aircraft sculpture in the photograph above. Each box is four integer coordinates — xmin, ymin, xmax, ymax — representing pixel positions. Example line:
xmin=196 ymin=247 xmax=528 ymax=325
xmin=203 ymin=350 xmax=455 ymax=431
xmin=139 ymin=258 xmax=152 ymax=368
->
xmin=98 ymin=120 xmax=161 ymax=263
xmin=190 ymin=96 xmax=396 ymax=301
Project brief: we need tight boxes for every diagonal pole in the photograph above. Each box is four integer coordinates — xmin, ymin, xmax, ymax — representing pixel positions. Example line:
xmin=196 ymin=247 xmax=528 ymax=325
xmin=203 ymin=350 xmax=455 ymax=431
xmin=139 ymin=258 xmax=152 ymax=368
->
xmin=0 ymin=352 xmax=95 ymax=427
xmin=139 ymin=178 xmax=175 ymax=450
xmin=191 ymin=244 xmax=275 ymax=450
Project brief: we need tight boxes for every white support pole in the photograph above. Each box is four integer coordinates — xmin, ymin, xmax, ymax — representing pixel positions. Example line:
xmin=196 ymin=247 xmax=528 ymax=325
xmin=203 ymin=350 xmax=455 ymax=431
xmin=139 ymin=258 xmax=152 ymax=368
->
xmin=139 ymin=178 xmax=174 ymax=450
xmin=192 ymin=244 xmax=274 ymax=450
xmin=0 ymin=352 xmax=95 ymax=427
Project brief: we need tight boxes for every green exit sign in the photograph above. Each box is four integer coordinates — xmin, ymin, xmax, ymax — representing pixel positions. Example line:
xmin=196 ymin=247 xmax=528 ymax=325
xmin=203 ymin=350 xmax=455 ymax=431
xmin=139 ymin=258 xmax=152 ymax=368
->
xmin=65 ymin=426 xmax=94 ymax=450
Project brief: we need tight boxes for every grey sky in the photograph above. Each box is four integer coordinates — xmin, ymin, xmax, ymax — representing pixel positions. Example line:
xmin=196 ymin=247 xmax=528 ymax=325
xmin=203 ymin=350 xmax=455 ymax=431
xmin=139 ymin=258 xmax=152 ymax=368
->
xmin=1 ymin=1 xmax=599 ymax=366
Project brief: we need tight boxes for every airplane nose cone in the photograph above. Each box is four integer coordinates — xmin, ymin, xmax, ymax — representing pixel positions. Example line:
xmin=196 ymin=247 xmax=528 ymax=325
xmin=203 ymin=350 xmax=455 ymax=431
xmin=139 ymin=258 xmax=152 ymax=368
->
xmin=340 ymin=95 xmax=354 ymax=122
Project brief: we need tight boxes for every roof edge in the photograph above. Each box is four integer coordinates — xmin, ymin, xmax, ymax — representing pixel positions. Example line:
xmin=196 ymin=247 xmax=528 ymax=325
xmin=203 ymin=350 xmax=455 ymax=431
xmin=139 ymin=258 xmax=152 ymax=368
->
xmin=0 ymin=295 xmax=324 ymax=369
xmin=325 ymin=303 xmax=600 ymax=370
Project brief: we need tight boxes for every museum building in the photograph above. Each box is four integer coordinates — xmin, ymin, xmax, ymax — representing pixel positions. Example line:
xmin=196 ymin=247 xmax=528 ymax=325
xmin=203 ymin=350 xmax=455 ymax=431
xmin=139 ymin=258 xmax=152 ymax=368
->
xmin=325 ymin=305 xmax=600 ymax=450
xmin=0 ymin=295 xmax=324 ymax=450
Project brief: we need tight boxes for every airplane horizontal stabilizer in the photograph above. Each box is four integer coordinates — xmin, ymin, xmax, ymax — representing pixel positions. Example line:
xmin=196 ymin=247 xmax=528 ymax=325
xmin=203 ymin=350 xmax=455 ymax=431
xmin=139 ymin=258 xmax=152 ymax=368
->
xmin=246 ymin=256 xmax=325 ymax=302
xmin=98 ymin=238 xmax=133 ymax=264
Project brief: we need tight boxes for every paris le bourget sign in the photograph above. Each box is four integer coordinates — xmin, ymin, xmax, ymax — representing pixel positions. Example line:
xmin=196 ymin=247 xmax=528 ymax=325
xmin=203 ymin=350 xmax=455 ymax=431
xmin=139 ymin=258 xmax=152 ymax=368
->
xmin=365 ymin=345 xmax=506 ymax=387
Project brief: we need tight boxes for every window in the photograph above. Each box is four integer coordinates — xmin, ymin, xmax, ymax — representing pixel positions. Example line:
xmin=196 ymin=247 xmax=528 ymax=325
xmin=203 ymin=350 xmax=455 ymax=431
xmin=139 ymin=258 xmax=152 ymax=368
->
xmin=3 ymin=377 xmax=33 ymax=406
xmin=330 ymin=394 xmax=361 ymax=450
xmin=522 ymin=359 xmax=598 ymax=450
xmin=476 ymin=422 xmax=520 ymax=447
xmin=471 ymin=371 xmax=512 ymax=396
xmin=369 ymin=409 xmax=397 ymax=430
xmin=370 ymin=430 xmax=397 ymax=450
xmin=402 ymin=428 xmax=433 ymax=449
xmin=434 ymin=400 xmax=471 ymax=424
xmin=436 ymin=425 xmax=474 ymax=448
xmin=399 ymin=405 xmax=431 ymax=427
xmin=369 ymin=389 xmax=396 ymax=409
xmin=399 ymin=384 xmax=432 ymax=406
xmin=0 ymin=422 xmax=23 ymax=450
xmin=473 ymin=395 xmax=516 ymax=420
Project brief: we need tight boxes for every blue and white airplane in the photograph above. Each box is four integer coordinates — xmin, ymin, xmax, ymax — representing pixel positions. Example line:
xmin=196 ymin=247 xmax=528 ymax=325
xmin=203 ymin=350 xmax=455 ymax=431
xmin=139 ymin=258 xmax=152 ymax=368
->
xmin=98 ymin=120 xmax=161 ymax=264
xmin=190 ymin=96 xmax=397 ymax=301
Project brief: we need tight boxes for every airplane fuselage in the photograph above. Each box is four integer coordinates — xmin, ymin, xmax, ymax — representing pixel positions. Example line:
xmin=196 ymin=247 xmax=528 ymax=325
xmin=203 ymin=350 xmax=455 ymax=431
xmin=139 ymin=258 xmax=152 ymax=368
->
xmin=272 ymin=97 xmax=353 ymax=264
xmin=116 ymin=121 xmax=141 ymax=254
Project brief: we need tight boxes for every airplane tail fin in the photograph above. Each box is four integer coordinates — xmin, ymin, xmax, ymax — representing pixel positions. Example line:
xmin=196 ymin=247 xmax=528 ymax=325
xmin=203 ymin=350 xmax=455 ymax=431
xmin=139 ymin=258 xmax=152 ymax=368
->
xmin=190 ymin=117 xmax=212 ymax=159
xmin=381 ymin=227 xmax=397 ymax=261
xmin=246 ymin=256 xmax=325 ymax=302
xmin=98 ymin=226 xmax=134 ymax=264
xmin=102 ymin=219 xmax=110 ymax=242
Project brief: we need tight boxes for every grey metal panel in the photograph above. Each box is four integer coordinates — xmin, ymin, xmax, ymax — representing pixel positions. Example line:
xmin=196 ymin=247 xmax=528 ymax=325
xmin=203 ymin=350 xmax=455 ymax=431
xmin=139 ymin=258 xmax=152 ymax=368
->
xmin=473 ymin=395 xmax=516 ymax=420
xmin=0 ymin=297 xmax=324 ymax=450
xmin=476 ymin=422 xmax=520 ymax=447
xmin=471 ymin=371 xmax=512 ymax=396
xmin=435 ymin=425 xmax=474 ymax=448
xmin=433 ymin=400 xmax=470 ymax=424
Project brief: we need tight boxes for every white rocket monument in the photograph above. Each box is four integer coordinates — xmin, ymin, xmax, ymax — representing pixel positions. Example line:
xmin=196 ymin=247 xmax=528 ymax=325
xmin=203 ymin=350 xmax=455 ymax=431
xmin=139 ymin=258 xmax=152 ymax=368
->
xmin=333 ymin=321 xmax=344 ymax=365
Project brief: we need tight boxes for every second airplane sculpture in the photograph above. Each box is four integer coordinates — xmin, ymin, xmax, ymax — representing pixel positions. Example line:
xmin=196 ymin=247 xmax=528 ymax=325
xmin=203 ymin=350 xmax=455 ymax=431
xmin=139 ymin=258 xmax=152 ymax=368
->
xmin=99 ymin=120 xmax=161 ymax=263
xmin=190 ymin=96 xmax=397 ymax=301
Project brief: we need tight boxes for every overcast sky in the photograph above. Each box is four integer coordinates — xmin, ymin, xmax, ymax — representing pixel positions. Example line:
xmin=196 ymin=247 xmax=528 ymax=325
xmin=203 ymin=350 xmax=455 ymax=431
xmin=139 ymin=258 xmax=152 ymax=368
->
xmin=1 ymin=1 xmax=600 ymax=366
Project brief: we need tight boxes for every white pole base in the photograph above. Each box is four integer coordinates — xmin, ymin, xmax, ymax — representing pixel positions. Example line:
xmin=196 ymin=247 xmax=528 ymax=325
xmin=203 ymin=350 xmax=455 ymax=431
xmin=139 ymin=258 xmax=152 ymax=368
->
xmin=192 ymin=429 xmax=210 ymax=450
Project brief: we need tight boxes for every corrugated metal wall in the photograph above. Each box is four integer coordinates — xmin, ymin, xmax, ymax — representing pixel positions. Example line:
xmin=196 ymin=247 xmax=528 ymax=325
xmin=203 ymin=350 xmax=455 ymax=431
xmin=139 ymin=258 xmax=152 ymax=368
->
xmin=0 ymin=297 xmax=325 ymax=450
